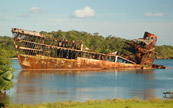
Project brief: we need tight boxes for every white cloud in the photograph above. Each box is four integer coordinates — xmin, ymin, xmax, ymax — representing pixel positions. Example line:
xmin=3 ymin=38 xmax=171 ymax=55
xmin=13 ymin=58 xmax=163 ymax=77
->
xmin=30 ymin=7 xmax=45 ymax=13
xmin=73 ymin=6 xmax=96 ymax=18
xmin=145 ymin=12 xmax=164 ymax=16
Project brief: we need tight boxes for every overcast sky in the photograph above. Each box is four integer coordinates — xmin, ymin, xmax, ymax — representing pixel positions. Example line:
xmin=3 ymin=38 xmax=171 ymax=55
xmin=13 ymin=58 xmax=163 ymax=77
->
xmin=0 ymin=0 xmax=173 ymax=45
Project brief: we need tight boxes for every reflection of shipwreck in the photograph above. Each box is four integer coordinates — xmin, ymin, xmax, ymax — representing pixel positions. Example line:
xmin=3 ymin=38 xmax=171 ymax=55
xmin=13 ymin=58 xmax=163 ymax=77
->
xmin=12 ymin=28 xmax=169 ymax=70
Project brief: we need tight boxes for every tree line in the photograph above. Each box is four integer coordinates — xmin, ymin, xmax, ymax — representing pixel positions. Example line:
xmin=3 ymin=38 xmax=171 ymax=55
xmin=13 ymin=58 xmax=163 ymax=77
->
xmin=0 ymin=30 xmax=173 ymax=59
xmin=0 ymin=36 xmax=16 ymax=58
xmin=0 ymin=42 xmax=13 ymax=92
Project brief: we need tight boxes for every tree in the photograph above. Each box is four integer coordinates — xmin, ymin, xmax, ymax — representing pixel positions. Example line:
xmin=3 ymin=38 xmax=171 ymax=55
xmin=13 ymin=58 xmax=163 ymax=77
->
xmin=0 ymin=49 xmax=13 ymax=92
xmin=0 ymin=36 xmax=16 ymax=58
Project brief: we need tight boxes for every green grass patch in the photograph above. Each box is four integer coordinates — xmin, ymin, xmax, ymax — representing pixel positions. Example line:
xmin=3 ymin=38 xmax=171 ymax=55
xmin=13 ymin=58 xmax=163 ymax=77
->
xmin=7 ymin=98 xmax=173 ymax=108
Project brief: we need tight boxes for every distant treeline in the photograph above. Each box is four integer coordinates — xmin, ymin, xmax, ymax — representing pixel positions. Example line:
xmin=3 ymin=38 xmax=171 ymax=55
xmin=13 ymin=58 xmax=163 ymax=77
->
xmin=0 ymin=36 xmax=16 ymax=58
xmin=156 ymin=45 xmax=173 ymax=59
xmin=1 ymin=30 xmax=173 ymax=59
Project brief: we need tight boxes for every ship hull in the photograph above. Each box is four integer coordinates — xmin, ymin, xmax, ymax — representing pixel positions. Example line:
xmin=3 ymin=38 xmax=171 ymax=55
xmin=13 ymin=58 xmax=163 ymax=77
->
xmin=18 ymin=54 xmax=142 ymax=70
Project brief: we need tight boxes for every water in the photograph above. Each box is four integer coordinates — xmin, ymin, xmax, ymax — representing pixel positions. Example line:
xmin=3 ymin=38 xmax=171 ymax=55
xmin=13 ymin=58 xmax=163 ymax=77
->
xmin=1 ymin=59 xmax=173 ymax=104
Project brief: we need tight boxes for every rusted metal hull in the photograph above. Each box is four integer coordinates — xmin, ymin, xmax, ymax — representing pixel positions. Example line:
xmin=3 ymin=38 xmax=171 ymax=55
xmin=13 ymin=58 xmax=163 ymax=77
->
xmin=18 ymin=54 xmax=142 ymax=70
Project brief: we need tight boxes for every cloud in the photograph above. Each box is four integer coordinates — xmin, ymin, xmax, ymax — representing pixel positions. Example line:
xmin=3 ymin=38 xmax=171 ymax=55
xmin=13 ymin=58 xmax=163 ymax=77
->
xmin=29 ymin=7 xmax=45 ymax=13
xmin=73 ymin=6 xmax=96 ymax=18
xmin=145 ymin=12 xmax=164 ymax=16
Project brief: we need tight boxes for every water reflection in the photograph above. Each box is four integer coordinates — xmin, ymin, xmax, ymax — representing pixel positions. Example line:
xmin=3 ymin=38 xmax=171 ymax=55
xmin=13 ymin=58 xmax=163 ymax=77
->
xmin=12 ymin=69 xmax=156 ymax=104
xmin=115 ymin=69 xmax=156 ymax=99
xmin=137 ymin=70 xmax=156 ymax=99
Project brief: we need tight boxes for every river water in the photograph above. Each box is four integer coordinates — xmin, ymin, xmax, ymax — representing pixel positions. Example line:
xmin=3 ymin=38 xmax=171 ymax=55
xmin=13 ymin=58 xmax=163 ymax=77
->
xmin=1 ymin=59 xmax=173 ymax=104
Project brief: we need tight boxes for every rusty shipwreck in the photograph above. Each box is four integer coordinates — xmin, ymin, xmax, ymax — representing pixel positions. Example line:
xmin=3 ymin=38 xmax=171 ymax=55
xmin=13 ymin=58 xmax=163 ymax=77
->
xmin=11 ymin=28 xmax=169 ymax=70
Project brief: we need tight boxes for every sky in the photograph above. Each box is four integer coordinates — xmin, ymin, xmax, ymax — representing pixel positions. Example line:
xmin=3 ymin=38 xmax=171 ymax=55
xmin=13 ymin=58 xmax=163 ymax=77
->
xmin=0 ymin=0 xmax=173 ymax=45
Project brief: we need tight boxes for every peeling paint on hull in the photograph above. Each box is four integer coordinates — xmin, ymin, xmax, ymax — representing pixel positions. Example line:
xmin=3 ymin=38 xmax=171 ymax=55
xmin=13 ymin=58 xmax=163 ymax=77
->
xmin=18 ymin=54 xmax=142 ymax=70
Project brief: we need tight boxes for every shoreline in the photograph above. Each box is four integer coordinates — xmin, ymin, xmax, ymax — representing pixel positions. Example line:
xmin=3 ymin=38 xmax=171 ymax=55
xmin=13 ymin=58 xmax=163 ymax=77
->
xmin=9 ymin=57 xmax=18 ymax=60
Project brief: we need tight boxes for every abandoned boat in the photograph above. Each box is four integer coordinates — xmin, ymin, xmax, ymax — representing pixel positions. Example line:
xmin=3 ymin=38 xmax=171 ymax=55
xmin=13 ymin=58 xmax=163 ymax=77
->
xmin=11 ymin=28 xmax=169 ymax=70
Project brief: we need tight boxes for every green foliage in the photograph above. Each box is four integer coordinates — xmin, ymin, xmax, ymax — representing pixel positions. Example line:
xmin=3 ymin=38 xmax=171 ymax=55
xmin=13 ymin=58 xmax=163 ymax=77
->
xmin=156 ymin=45 xmax=173 ymax=59
xmin=0 ymin=49 xmax=11 ymax=72
xmin=7 ymin=98 xmax=173 ymax=108
xmin=0 ymin=49 xmax=13 ymax=91
xmin=0 ymin=36 xmax=16 ymax=58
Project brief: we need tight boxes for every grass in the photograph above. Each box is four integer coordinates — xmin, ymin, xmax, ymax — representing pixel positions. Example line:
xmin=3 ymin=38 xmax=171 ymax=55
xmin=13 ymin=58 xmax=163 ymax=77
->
xmin=6 ymin=98 xmax=173 ymax=108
